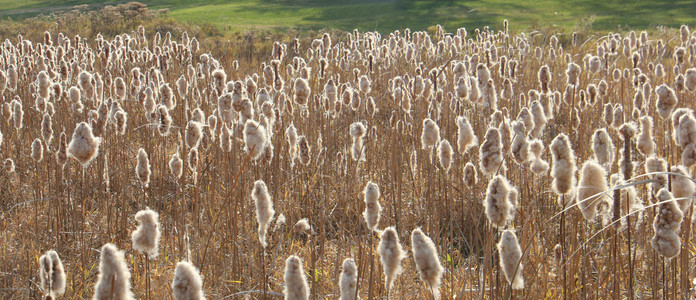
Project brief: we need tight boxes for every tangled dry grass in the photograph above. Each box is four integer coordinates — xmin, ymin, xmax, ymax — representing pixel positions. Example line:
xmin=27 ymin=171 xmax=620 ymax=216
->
xmin=1 ymin=18 xmax=696 ymax=299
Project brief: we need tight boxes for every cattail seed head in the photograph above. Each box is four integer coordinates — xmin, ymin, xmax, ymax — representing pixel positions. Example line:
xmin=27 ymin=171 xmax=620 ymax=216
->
xmin=169 ymin=152 xmax=183 ymax=178
xmin=591 ymin=128 xmax=614 ymax=168
xmin=456 ymin=116 xmax=477 ymax=154
xmin=421 ymin=118 xmax=440 ymax=149
xmin=484 ymin=175 xmax=514 ymax=227
xmin=497 ymin=230 xmax=524 ymax=290
xmin=136 ymin=148 xmax=151 ymax=187
xmin=93 ymin=243 xmax=134 ymax=300
xmin=577 ymin=160 xmax=610 ymax=220
xmin=185 ymin=121 xmax=203 ymax=149
xmin=651 ymin=189 xmax=684 ymax=259
xmin=437 ymin=139 xmax=453 ymax=173
xmin=363 ymin=181 xmax=382 ymax=230
xmin=4 ymin=158 xmax=14 ymax=173
xmin=479 ymin=127 xmax=503 ymax=176
xmin=244 ymin=120 xmax=268 ymax=160
xmin=293 ymin=78 xmax=311 ymax=106
xmin=32 ymin=138 xmax=44 ymax=162
xmin=339 ymin=258 xmax=358 ymax=300
xmin=669 ymin=165 xmax=694 ymax=212
xmin=284 ymin=255 xmax=309 ymax=300
xmin=550 ymin=133 xmax=577 ymax=205
xmin=172 ymin=261 xmax=206 ymax=300
xmin=131 ymin=208 xmax=160 ymax=257
xmin=377 ymin=227 xmax=405 ymax=292
xmin=411 ymin=228 xmax=443 ymax=299
xmin=637 ymin=116 xmax=656 ymax=156
xmin=68 ymin=122 xmax=101 ymax=167
xmin=252 ymin=180 xmax=275 ymax=248
xmin=298 ymin=135 xmax=311 ymax=166
xmin=463 ymin=162 xmax=478 ymax=188
xmin=655 ymin=84 xmax=678 ymax=119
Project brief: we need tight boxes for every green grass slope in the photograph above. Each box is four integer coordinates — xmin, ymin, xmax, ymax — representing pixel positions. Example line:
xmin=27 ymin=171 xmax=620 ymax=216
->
xmin=0 ymin=0 xmax=693 ymax=33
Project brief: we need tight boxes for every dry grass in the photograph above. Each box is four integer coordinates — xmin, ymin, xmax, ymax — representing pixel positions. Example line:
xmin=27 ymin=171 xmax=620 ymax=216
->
xmin=0 ymin=13 xmax=695 ymax=300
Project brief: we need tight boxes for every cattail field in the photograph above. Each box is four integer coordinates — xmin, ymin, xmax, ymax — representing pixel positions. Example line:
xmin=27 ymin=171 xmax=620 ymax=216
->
xmin=2 ymin=11 xmax=696 ymax=299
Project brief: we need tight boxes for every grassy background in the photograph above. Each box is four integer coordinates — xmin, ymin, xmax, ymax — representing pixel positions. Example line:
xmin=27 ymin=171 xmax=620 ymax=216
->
xmin=0 ymin=0 xmax=694 ymax=33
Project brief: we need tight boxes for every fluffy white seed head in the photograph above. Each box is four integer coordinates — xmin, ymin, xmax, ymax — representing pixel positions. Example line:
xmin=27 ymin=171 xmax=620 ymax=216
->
xmin=592 ymin=128 xmax=615 ymax=168
xmin=136 ymin=148 xmax=151 ymax=187
xmin=550 ymin=133 xmax=577 ymax=203
xmin=655 ymin=84 xmax=678 ymax=119
xmin=637 ymin=116 xmax=656 ymax=156
xmin=577 ymin=160 xmax=610 ymax=220
xmin=339 ymin=258 xmax=358 ymax=300
xmin=131 ymin=208 xmax=160 ymax=257
xmin=363 ymin=181 xmax=382 ymax=230
xmin=421 ymin=118 xmax=440 ymax=149
xmin=93 ymin=243 xmax=134 ymax=300
xmin=484 ymin=175 xmax=514 ymax=227
xmin=31 ymin=138 xmax=43 ymax=162
xmin=411 ymin=228 xmax=443 ymax=299
xmin=377 ymin=227 xmax=405 ymax=292
xmin=463 ymin=162 xmax=478 ymax=188
xmin=497 ymin=230 xmax=524 ymax=290
xmin=651 ymin=189 xmax=684 ymax=259
xmin=284 ymin=255 xmax=309 ymax=300
xmin=172 ymin=261 xmax=206 ymax=300
xmin=437 ymin=139 xmax=453 ymax=173
xmin=169 ymin=152 xmax=183 ymax=179
xmin=244 ymin=120 xmax=269 ymax=160
xmin=456 ymin=116 xmax=477 ymax=154
xmin=670 ymin=165 xmax=694 ymax=212
xmin=252 ymin=180 xmax=275 ymax=248
xmin=479 ymin=127 xmax=504 ymax=176
xmin=68 ymin=122 xmax=101 ymax=167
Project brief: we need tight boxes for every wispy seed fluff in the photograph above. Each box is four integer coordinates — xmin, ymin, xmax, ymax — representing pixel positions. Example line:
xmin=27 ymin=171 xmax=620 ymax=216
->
xmin=437 ymin=139 xmax=453 ymax=173
xmin=479 ymin=127 xmax=504 ymax=176
xmin=591 ymin=128 xmax=615 ymax=168
xmin=136 ymin=148 xmax=151 ymax=187
xmin=646 ymin=156 xmax=668 ymax=196
xmin=655 ymin=84 xmax=678 ymax=119
xmin=577 ymin=160 xmax=610 ymax=221
xmin=297 ymin=135 xmax=311 ymax=166
xmin=93 ymin=243 xmax=134 ymax=300
xmin=31 ymin=138 xmax=43 ymax=162
xmin=510 ymin=121 xmax=530 ymax=164
xmin=172 ymin=261 xmax=206 ymax=300
xmin=252 ymin=180 xmax=275 ymax=248
xmin=284 ymin=255 xmax=309 ymax=300
xmin=39 ymin=250 xmax=66 ymax=296
xmin=484 ymin=175 xmax=514 ymax=227
xmin=456 ymin=116 xmax=477 ymax=154
xmin=497 ymin=230 xmax=524 ymax=290
xmin=363 ymin=181 xmax=382 ymax=231
xmin=411 ymin=228 xmax=444 ymax=300
xmin=339 ymin=258 xmax=358 ymax=300
xmin=651 ymin=189 xmax=684 ymax=259
xmin=185 ymin=121 xmax=203 ymax=149
xmin=550 ymin=133 xmax=577 ymax=206
xmin=349 ymin=121 xmax=367 ymax=161
xmin=377 ymin=227 xmax=406 ymax=293
xmin=463 ymin=162 xmax=478 ymax=188
xmin=637 ymin=116 xmax=656 ymax=156
xmin=669 ymin=165 xmax=694 ymax=213
xmin=293 ymin=78 xmax=311 ymax=106
xmin=4 ymin=158 xmax=14 ymax=173
xmin=169 ymin=151 xmax=184 ymax=179
xmin=421 ymin=118 xmax=440 ymax=149
xmin=529 ymin=139 xmax=549 ymax=175
xmin=131 ymin=208 xmax=161 ymax=258
xmin=68 ymin=122 xmax=101 ymax=167
xmin=244 ymin=119 xmax=268 ymax=160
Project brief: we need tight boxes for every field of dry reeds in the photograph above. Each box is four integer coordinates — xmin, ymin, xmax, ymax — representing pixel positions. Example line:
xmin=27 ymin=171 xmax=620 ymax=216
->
xmin=0 ymin=11 xmax=695 ymax=300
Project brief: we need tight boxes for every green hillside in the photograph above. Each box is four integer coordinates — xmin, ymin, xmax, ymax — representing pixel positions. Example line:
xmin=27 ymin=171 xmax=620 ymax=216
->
xmin=0 ymin=0 xmax=693 ymax=33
